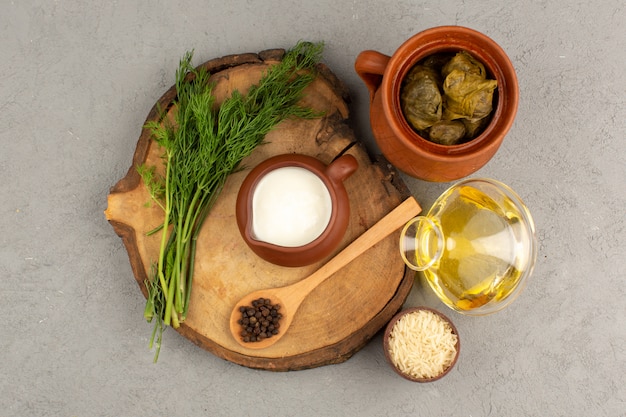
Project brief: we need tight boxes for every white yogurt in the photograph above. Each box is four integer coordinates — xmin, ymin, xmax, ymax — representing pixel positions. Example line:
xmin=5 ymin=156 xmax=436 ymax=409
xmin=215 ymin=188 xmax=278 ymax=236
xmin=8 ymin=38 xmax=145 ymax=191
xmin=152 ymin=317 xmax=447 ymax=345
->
xmin=251 ymin=166 xmax=332 ymax=247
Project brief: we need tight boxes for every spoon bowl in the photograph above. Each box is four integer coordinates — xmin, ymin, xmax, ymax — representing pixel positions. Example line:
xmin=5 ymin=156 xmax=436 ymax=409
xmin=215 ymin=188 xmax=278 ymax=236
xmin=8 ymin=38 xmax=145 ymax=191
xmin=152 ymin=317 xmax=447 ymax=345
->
xmin=229 ymin=197 xmax=422 ymax=349
xmin=229 ymin=291 xmax=293 ymax=350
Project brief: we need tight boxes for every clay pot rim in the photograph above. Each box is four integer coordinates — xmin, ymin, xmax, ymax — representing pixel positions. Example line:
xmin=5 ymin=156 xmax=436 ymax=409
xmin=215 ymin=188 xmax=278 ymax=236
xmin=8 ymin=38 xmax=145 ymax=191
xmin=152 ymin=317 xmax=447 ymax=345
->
xmin=383 ymin=307 xmax=461 ymax=382
xmin=381 ymin=25 xmax=519 ymax=160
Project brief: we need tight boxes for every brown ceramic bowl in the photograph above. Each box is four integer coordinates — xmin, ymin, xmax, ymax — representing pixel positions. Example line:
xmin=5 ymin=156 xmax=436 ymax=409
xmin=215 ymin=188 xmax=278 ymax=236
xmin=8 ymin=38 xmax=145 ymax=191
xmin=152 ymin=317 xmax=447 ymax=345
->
xmin=355 ymin=26 xmax=519 ymax=182
xmin=383 ymin=307 xmax=460 ymax=382
xmin=236 ymin=153 xmax=358 ymax=267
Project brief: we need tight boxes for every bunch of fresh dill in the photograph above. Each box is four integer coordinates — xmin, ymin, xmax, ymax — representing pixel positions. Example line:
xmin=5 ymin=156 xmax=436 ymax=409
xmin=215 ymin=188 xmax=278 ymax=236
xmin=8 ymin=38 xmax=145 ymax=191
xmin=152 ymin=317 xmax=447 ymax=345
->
xmin=138 ymin=41 xmax=324 ymax=361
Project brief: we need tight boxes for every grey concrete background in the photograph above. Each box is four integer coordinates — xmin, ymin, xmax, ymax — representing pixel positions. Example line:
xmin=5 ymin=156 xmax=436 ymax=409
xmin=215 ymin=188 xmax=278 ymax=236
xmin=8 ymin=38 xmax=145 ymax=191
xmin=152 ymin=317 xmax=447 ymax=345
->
xmin=1 ymin=1 xmax=624 ymax=416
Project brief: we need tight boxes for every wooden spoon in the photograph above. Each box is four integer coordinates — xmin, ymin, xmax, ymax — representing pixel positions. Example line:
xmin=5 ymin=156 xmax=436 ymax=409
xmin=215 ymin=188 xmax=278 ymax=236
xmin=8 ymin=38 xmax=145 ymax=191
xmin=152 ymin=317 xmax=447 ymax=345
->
xmin=229 ymin=196 xmax=422 ymax=349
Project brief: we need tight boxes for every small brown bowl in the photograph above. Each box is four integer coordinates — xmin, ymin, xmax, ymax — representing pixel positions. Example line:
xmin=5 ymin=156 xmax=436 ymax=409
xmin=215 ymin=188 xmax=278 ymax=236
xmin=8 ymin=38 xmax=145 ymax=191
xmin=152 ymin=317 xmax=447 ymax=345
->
xmin=383 ymin=307 xmax=460 ymax=382
xmin=236 ymin=153 xmax=358 ymax=267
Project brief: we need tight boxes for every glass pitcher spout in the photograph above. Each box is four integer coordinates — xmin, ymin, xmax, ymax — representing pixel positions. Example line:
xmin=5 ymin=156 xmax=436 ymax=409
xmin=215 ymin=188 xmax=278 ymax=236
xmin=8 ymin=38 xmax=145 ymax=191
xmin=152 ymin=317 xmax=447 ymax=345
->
xmin=400 ymin=216 xmax=444 ymax=271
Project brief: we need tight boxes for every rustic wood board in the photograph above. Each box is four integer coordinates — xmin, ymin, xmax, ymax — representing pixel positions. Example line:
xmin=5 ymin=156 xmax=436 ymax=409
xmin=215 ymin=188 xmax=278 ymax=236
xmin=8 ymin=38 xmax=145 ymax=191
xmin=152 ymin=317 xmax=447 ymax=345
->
xmin=105 ymin=49 xmax=419 ymax=370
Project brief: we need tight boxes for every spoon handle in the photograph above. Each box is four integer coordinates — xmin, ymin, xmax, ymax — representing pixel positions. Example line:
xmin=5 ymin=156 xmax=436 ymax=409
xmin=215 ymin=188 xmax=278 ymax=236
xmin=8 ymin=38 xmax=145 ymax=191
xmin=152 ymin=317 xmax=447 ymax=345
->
xmin=293 ymin=197 xmax=422 ymax=296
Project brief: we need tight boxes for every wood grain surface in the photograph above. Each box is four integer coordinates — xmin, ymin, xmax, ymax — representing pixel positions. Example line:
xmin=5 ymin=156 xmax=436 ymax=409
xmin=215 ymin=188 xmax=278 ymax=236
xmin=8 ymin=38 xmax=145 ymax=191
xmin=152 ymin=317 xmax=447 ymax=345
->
xmin=105 ymin=49 xmax=419 ymax=370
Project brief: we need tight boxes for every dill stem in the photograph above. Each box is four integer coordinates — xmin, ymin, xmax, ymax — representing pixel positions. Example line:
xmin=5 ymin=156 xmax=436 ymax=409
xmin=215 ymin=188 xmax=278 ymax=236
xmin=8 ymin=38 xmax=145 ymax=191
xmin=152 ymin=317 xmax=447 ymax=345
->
xmin=170 ymin=307 xmax=180 ymax=328
xmin=156 ymin=153 xmax=172 ymax=303
xmin=164 ymin=257 xmax=177 ymax=327
xmin=173 ymin=215 xmax=184 ymax=315
xmin=176 ymin=187 xmax=204 ymax=310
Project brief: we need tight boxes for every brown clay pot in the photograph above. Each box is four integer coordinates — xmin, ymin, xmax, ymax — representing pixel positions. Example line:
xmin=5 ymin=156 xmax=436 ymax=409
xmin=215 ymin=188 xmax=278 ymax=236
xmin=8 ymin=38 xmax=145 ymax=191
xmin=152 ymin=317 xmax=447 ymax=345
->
xmin=236 ymin=153 xmax=358 ymax=267
xmin=355 ymin=26 xmax=519 ymax=182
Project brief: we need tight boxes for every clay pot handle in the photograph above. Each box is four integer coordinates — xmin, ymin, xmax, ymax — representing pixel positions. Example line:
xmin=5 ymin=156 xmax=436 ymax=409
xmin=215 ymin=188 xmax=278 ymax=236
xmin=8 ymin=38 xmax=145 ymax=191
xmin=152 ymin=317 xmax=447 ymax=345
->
xmin=354 ymin=50 xmax=391 ymax=101
xmin=326 ymin=154 xmax=358 ymax=184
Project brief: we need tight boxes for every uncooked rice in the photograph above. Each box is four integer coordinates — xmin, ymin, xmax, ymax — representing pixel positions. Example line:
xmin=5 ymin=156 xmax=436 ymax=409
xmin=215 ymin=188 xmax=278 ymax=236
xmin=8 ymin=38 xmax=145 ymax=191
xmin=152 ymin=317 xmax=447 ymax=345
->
xmin=387 ymin=309 xmax=458 ymax=379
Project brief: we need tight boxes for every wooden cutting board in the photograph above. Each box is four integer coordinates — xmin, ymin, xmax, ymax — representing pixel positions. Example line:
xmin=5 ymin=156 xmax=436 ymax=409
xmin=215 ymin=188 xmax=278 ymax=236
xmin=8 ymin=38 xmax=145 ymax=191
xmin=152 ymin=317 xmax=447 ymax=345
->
xmin=105 ymin=48 xmax=419 ymax=370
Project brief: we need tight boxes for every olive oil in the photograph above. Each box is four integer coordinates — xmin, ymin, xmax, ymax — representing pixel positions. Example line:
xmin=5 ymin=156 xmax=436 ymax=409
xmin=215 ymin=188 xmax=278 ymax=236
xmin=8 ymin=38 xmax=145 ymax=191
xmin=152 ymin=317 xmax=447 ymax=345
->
xmin=419 ymin=184 xmax=532 ymax=313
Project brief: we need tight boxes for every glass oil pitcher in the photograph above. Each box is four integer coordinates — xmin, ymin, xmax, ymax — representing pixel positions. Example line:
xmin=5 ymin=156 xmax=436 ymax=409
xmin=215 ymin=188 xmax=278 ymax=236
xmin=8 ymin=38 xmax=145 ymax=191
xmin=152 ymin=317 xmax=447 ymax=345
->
xmin=400 ymin=178 xmax=537 ymax=316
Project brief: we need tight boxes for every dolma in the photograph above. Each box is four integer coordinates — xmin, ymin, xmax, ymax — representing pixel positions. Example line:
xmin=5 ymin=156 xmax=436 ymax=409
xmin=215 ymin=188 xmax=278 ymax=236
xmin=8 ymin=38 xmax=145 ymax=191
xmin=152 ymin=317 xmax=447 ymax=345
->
xmin=401 ymin=50 xmax=498 ymax=144
xmin=442 ymin=51 xmax=487 ymax=79
xmin=400 ymin=65 xmax=442 ymax=131
xmin=421 ymin=52 xmax=454 ymax=73
xmin=462 ymin=117 xmax=491 ymax=139
xmin=443 ymin=70 xmax=497 ymax=122
xmin=428 ymin=120 xmax=467 ymax=145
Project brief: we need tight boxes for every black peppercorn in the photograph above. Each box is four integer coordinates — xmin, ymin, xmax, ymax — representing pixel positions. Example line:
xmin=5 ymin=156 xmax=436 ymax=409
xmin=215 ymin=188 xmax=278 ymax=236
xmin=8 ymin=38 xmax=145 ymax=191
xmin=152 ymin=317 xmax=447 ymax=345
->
xmin=236 ymin=298 xmax=283 ymax=343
